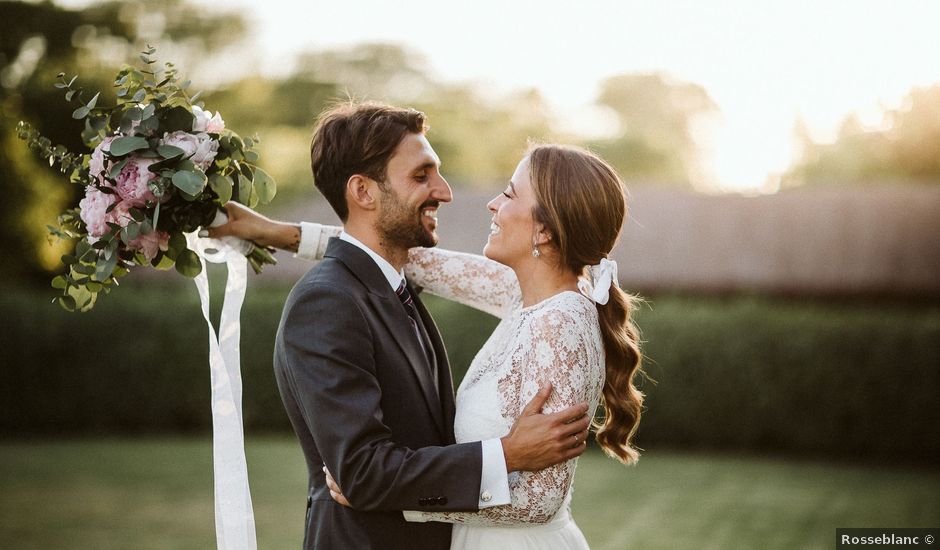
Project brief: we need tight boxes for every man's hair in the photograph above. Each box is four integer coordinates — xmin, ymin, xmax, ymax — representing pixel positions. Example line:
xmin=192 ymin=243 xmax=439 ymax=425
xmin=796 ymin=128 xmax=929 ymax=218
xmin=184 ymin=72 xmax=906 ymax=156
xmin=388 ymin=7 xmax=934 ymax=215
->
xmin=310 ymin=101 xmax=428 ymax=221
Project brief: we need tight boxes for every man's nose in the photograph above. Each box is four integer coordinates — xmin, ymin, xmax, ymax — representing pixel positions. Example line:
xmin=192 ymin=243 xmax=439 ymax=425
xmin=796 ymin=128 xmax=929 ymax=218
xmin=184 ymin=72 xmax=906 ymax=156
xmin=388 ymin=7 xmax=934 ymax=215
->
xmin=432 ymin=174 xmax=453 ymax=203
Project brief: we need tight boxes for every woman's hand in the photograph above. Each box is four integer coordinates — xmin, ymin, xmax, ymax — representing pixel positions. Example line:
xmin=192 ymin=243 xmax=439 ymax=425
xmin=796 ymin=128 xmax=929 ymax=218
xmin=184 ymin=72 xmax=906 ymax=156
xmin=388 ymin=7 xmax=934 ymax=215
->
xmin=206 ymin=202 xmax=301 ymax=252
xmin=323 ymin=466 xmax=352 ymax=508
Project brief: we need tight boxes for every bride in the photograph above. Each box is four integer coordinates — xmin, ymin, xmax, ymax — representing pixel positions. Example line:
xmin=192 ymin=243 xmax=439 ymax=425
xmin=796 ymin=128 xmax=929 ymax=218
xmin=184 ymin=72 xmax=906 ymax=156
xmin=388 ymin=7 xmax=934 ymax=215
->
xmin=213 ymin=143 xmax=644 ymax=549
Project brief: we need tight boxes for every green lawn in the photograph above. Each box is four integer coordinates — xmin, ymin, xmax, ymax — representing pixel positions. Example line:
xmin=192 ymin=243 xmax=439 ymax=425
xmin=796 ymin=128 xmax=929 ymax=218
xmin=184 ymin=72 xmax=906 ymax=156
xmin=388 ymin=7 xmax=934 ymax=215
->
xmin=1 ymin=438 xmax=937 ymax=549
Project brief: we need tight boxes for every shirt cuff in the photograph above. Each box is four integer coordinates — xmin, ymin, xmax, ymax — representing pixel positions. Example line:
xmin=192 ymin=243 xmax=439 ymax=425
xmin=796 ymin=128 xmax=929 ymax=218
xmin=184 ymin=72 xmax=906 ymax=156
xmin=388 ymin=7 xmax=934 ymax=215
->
xmin=294 ymin=222 xmax=322 ymax=260
xmin=402 ymin=510 xmax=428 ymax=522
xmin=478 ymin=438 xmax=511 ymax=508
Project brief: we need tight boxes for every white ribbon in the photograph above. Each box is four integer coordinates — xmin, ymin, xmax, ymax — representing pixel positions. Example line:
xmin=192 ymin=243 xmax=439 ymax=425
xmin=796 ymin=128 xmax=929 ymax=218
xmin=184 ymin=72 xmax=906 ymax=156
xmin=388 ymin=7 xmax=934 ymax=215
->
xmin=577 ymin=258 xmax=620 ymax=305
xmin=185 ymin=211 xmax=257 ymax=550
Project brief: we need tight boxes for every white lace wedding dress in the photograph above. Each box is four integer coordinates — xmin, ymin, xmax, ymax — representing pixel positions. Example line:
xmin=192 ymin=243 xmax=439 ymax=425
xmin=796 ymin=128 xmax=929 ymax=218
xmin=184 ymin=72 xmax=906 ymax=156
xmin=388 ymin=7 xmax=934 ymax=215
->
xmin=301 ymin=227 xmax=606 ymax=549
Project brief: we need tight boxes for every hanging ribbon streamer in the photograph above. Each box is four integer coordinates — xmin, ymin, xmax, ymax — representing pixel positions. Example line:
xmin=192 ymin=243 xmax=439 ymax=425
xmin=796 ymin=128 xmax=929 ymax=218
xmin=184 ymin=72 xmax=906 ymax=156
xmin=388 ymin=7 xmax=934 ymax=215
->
xmin=185 ymin=212 xmax=257 ymax=550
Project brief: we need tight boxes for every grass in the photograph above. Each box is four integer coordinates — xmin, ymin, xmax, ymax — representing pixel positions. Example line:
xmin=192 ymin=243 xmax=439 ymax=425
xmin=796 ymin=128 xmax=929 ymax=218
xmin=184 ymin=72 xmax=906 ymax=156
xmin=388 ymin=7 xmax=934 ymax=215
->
xmin=1 ymin=438 xmax=937 ymax=550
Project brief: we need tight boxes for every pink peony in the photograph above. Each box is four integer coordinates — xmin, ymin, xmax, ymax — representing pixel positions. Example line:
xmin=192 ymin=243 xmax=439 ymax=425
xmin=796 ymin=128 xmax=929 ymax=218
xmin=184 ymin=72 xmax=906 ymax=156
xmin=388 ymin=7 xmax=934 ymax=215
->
xmin=161 ymin=130 xmax=218 ymax=171
xmin=192 ymin=105 xmax=225 ymax=134
xmin=78 ymin=185 xmax=116 ymax=238
xmin=128 ymin=229 xmax=170 ymax=262
xmin=113 ymin=156 xmax=159 ymax=208
xmin=89 ymin=136 xmax=117 ymax=182
xmin=106 ymin=199 xmax=133 ymax=229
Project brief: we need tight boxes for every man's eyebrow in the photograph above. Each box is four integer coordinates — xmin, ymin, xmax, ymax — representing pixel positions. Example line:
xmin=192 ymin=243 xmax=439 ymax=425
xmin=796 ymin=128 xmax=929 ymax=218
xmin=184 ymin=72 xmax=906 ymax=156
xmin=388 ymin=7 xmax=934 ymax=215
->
xmin=413 ymin=161 xmax=438 ymax=172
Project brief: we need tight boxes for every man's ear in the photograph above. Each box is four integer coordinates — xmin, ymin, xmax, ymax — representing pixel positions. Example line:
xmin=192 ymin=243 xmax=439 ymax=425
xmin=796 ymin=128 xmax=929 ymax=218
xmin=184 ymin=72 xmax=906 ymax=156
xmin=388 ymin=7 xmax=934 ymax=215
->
xmin=346 ymin=175 xmax=380 ymax=212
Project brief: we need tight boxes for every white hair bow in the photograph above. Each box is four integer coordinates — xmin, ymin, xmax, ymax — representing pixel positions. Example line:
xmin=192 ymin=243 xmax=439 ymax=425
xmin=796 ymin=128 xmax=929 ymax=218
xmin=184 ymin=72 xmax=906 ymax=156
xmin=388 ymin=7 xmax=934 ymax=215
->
xmin=577 ymin=258 xmax=619 ymax=305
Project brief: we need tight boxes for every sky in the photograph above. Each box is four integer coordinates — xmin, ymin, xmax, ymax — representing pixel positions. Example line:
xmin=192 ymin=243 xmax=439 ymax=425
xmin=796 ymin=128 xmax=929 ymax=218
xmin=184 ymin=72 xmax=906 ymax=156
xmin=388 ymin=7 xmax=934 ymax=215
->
xmin=63 ymin=0 xmax=940 ymax=192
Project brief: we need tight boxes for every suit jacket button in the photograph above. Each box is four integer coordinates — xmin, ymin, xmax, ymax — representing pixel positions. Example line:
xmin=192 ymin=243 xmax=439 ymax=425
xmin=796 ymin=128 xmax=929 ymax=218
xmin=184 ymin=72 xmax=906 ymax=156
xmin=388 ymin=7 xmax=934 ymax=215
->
xmin=418 ymin=498 xmax=428 ymax=506
xmin=438 ymin=497 xmax=448 ymax=505
xmin=481 ymin=490 xmax=492 ymax=503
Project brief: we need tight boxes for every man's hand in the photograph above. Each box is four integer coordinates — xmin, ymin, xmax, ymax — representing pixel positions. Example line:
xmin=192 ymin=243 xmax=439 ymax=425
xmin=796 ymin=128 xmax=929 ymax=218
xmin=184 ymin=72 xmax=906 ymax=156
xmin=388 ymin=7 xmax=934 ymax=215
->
xmin=500 ymin=382 xmax=591 ymax=472
xmin=206 ymin=201 xmax=301 ymax=251
xmin=323 ymin=466 xmax=352 ymax=508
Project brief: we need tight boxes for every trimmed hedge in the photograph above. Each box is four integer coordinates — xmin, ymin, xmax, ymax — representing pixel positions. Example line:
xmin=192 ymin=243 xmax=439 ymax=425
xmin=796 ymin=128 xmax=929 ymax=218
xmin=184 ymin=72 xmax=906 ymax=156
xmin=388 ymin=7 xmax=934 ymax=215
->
xmin=2 ymin=280 xmax=938 ymax=463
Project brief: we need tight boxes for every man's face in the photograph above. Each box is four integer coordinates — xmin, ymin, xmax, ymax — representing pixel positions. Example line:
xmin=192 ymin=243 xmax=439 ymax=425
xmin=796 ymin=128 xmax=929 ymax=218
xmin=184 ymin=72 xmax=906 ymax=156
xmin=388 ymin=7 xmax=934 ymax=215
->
xmin=375 ymin=132 xmax=453 ymax=249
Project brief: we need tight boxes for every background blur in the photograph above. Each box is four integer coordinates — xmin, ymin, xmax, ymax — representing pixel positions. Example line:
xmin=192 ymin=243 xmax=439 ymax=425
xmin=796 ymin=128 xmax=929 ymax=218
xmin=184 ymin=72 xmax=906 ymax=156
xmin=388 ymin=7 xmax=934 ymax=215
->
xmin=1 ymin=1 xmax=938 ymax=549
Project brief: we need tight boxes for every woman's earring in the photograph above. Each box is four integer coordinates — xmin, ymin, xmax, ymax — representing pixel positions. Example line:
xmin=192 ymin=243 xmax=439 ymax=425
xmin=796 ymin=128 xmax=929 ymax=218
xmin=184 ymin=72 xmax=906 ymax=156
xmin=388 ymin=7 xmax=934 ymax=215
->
xmin=532 ymin=245 xmax=540 ymax=258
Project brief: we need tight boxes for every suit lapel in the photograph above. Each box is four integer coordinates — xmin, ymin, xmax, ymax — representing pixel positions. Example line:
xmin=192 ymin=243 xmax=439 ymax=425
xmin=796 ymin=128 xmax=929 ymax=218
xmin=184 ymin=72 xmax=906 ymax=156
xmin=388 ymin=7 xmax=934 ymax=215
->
xmin=325 ymin=239 xmax=447 ymax=440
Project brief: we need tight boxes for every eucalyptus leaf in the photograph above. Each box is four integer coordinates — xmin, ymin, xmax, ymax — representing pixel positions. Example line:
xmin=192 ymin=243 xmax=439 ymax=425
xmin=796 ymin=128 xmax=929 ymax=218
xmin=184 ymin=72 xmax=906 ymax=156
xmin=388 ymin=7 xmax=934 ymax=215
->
xmin=86 ymin=92 xmax=100 ymax=109
xmin=252 ymin=167 xmax=277 ymax=204
xmin=152 ymin=253 xmax=175 ymax=270
xmin=94 ymin=251 xmax=118 ymax=281
xmin=58 ymin=295 xmax=77 ymax=311
xmin=172 ymin=170 xmax=207 ymax=195
xmin=167 ymin=232 xmax=187 ymax=260
xmin=68 ymin=285 xmax=97 ymax=312
xmin=109 ymin=136 xmax=149 ymax=156
xmin=159 ymin=106 xmax=195 ymax=133
xmin=109 ymin=158 xmax=130 ymax=178
xmin=72 ymin=106 xmax=90 ymax=119
xmin=174 ymin=249 xmax=202 ymax=278
xmin=157 ymin=145 xmax=184 ymax=159
xmin=208 ymin=173 xmax=232 ymax=203
xmin=51 ymin=275 xmax=67 ymax=289
xmin=132 ymin=89 xmax=146 ymax=102
xmin=238 ymin=174 xmax=259 ymax=208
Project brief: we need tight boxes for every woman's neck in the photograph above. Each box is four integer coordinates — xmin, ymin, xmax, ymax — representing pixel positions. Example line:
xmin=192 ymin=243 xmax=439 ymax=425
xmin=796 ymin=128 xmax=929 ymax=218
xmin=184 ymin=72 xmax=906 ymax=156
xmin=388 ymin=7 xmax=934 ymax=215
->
xmin=513 ymin=257 xmax=579 ymax=308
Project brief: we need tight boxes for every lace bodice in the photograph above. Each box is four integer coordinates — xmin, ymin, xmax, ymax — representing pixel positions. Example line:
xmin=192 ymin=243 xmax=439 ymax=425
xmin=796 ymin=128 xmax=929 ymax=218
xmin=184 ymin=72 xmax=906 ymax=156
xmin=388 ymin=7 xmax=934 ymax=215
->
xmin=298 ymin=226 xmax=606 ymax=526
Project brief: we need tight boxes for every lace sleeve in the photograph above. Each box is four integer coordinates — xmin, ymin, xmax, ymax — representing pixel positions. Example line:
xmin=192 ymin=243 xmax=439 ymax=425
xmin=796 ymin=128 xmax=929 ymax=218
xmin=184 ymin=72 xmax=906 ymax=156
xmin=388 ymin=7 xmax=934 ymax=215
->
xmin=405 ymin=248 xmax=521 ymax=319
xmin=411 ymin=302 xmax=604 ymax=525
xmin=295 ymin=223 xmax=520 ymax=318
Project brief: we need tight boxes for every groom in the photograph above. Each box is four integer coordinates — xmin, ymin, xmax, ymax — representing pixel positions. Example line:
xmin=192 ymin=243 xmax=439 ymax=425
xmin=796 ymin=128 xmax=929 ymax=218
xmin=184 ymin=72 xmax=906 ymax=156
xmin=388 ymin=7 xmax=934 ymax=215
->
xmin=214 ymin=102 xmax=591 ymax=549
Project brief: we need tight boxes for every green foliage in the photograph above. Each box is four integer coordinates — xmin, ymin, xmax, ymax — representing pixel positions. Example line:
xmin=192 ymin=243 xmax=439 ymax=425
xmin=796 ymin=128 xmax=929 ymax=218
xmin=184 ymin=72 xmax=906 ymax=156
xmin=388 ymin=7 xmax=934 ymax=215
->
xmin=588 ymin=73 xmax=719 ymax=185
xmin=1 ymin=287 xmax=937 ymax=464
xmin=785 ymin=85 xmax=940 ymax=186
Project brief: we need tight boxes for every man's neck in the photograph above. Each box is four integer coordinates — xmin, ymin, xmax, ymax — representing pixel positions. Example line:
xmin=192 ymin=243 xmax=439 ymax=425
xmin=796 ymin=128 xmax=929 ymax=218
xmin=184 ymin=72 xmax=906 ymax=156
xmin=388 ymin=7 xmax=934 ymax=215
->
xmin=343 ymin=224 xmax=408 ymax=272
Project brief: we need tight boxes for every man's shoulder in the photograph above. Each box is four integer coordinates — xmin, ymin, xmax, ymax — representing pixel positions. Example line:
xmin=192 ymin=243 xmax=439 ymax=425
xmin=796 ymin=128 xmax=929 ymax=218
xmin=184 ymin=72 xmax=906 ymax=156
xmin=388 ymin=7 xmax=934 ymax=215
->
xmin=290 ymin=256 xmax=364 ymax=301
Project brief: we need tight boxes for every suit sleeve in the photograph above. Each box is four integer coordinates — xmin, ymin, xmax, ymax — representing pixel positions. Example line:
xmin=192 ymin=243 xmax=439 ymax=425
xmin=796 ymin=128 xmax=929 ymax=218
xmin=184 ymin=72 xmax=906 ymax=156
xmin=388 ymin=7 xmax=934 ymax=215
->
xmin=278 ymin=281 xmax=483 ymax=512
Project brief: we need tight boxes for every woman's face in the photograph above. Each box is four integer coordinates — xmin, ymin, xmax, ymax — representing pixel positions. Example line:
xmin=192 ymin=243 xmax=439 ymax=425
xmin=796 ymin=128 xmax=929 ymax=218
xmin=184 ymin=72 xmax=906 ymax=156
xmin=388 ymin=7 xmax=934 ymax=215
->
xmin=484 ymin=156 xmax=540 ymax=267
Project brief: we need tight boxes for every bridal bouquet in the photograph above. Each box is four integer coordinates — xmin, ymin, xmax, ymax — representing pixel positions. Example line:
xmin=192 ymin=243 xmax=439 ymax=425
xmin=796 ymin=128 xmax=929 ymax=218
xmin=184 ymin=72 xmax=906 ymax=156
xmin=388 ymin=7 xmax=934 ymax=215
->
xmin=18 ymin=46 xmax=277 ymax=311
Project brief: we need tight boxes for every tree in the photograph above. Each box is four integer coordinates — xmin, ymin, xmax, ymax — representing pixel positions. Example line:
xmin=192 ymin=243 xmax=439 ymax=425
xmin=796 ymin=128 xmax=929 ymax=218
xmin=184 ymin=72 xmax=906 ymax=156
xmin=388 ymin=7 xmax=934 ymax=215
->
xmin=784 ymin=85 xmax=940 ymax=186
xmin=0 ymin=0 xmax=246 ymax=281
xmin=587 ymin=72 xmax=719 ymax=187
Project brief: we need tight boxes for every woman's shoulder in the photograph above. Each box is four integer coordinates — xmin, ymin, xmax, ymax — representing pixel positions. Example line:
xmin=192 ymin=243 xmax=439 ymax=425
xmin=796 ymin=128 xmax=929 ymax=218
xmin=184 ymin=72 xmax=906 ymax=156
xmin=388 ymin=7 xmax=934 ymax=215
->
xmin=522 ymin=291 xmax=598 ymax=330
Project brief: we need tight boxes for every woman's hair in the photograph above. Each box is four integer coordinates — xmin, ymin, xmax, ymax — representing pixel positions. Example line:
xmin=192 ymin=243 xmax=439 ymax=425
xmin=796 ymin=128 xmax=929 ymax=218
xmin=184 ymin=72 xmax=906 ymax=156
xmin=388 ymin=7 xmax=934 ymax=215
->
xmin=528 ymin=143 xmax=645 ymax=464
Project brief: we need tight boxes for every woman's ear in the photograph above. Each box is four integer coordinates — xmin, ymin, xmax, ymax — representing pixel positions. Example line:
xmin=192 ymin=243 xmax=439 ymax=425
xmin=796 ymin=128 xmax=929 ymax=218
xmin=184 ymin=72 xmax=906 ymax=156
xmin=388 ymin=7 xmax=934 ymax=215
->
xmin=533 ymin=222 xmax=553 ymax=247
xmin=346 ymin=175 xmax=379 ymax=212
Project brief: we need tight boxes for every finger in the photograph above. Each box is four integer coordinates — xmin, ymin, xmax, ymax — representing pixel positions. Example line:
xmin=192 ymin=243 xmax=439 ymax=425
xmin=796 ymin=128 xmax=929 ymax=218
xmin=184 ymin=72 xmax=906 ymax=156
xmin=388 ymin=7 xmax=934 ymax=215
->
xmin=563 ymin=440 xmax=588 ymax=460
xmin=567 ymin=427 xmax=590 ymax=448
xmin=561 ymin=415 xmax=591 ymax=437
xmin=325 ymin=474 xmax=340 ymax=493
xmin=551 ymin=401 xmax=590 ymax=425
xmin=330 ymin=490 xmax=351 ymax=507
xmin=520 ymin=382 xmax=553 ymax=417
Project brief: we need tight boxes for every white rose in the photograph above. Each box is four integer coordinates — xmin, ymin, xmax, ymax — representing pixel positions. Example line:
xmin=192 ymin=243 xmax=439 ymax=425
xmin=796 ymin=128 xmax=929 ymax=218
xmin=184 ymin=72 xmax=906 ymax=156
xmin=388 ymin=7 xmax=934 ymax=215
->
xmin=192 ymin=105 xmax=211 ymax=132
xmin=161 ymin=131 xmax=219 ymax=171
xmin=207 ymin=111 xmax=225 ymax=134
